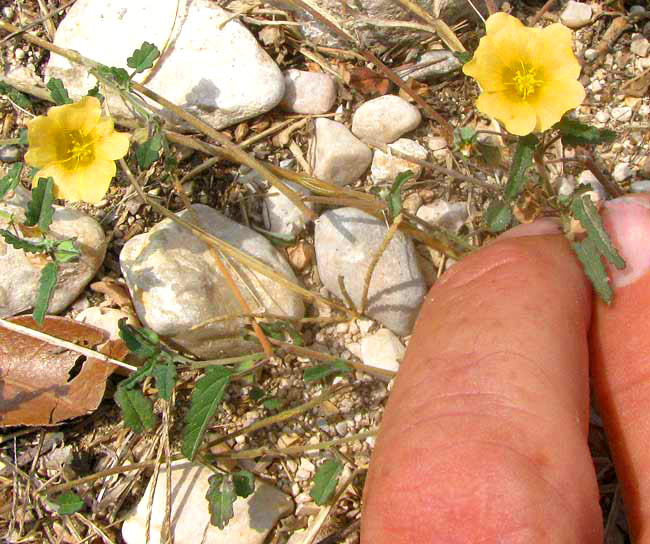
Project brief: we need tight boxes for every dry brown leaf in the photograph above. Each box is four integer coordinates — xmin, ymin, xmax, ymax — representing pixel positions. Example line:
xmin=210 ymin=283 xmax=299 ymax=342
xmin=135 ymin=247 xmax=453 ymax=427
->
xmin=349 ymin=66 xmax=391 ymax=96
xmin=90 ymin=278 xmax=133 ymax=309
xmin=621 ymin=67 xmax=650 ymax=98
xmin=0 ymin=316 xmax=128 ymax=427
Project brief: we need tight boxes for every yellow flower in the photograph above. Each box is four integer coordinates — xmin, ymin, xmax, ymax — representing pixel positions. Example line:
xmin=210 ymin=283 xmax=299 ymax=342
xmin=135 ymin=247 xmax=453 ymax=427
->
xmin=25 ymin=96 xmax=130 ymax=203
xmin=462 ymin=13 xmax=586 ymax=136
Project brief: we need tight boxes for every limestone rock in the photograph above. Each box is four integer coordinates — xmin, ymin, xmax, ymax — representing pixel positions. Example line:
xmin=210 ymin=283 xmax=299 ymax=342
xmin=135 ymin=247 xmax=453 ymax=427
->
xmin=122 ymin=461 xmax=293 ymax=544
xmin=352 ymin=95 xmax=421 ymax=144
xmin=560 ymin=1 xmax=592 ymax=29
xmin=360 ymin=328 xmax=405 ymax=372
xmin=310 ymin=118 xmax=372 ymax=186
xmin=46 ymin=0 xmax=285 ymax=130
xmin=280 ymin=69 xmax=337 ymax=114
xmin=120 ymin=204 xmax=304 ymax=358
xmin=370 ymin=138 xmax=428 ymax=185
xmin=263 ymin=180 xmax=313 ymax=237
xmin=416 ymin=200 xmax=468 ymax=233
xmin=315 ymin=207 xmax=426 ymax=335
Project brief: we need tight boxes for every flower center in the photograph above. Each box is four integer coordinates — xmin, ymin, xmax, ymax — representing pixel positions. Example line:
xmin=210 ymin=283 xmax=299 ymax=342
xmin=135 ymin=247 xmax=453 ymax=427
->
xmin=509 ymin=61 xmax=543 ymax=99
xmin=63 ymin=130 xmax=95 ymax=169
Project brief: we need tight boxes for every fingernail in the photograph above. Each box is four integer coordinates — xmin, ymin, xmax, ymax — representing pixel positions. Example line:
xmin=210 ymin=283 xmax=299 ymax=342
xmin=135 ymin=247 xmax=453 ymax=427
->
xmin=498 ymin=217 xmax=563 ymax=239
xmin=602 ymin=196 xmax=650 ymax=288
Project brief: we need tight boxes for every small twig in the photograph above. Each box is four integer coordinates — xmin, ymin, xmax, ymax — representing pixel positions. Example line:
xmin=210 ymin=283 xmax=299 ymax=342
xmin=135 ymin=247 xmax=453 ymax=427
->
xmin=337 ymin=275 xmax=357 ymax=313
xmin=530 ymin=0 xmax=557 ymax=26
xmin=581 ymin=151 xmax=624 ymax=198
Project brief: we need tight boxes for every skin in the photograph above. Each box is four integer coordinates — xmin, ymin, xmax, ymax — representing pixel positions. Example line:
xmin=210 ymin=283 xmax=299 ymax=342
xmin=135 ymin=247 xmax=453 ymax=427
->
xmin=361 ymin=195 xmax=650 ymax=543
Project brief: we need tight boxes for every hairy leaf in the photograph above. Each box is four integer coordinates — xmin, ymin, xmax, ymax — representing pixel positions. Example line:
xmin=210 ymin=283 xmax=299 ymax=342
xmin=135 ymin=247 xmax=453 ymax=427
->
xmin=0 ymin=229 xmax=49 ymax=253
xmin=114 ymin=387 xmax=157 ymax=433
xmin=95 ymin=66 xmax=130 ymax=90
xmin=572 ymin=238 xmax=613 ymax=304
xmin=0 ymin=163 xmax=23 ymax=201
xmin=555 ymin=117 xmax=616 ymax=147
xmin=310 ymin=459 xmax=343 ymax=505
xmin=233 ymin=470 xmax=255 ymax=498
xmin=484 ymin=198 xmax=513 ymax=233
xmin=504 ymin=134 xmax=538 ymax=202
xmin=206 ymin=474 xmax=236 ymax=529
xmin=50 ymin=491 xmax=84 ymax=515
xmin=135 ymin=130 xmax=163 ymax=169
xmin=127 ymin=41 xmax=161 ymax=73
xmin=53 ymin=239 xmax=81 ymax=263
xmin=182 ymin=367 xmax=233 ymax=461
xmin=118 ymin=319 xmax=160 ymax=360
xmin=33 ymin=262 xmax=58 ymax=325
xmin=25 ymin=177 xmax=54 ymax=231
xmin=151 ymin=361 xmax=177 ymax=401
xmin=304 ymin=359 xmax=351 ymax=382
xmin=46 ymin=78 xmax=72 ymax=105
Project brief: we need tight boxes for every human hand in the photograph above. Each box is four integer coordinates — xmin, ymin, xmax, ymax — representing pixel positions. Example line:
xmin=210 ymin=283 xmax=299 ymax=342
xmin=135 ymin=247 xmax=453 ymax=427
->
xmin=362 ymin=195 xmax=650 ymax=543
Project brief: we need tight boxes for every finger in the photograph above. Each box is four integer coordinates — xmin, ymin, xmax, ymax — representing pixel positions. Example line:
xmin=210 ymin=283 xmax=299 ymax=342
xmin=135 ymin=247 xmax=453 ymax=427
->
xmin=590 ymin=195 xmax=650 ymax=542
xmin=362 ymin=221 xmax=602 ymax=543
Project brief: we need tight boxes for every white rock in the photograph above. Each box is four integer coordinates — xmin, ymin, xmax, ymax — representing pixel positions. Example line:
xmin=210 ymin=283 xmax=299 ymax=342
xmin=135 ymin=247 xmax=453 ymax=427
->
xmin=2 ymin=6 xmax=14 ymax=18
xmin=280 ymin=69 xmax=337 ymax=114
xmin=335 ymin=420 xmax=349 ymax=436
xmin=263 ymin=180 xmax=313 ymax=237
xmin=611 ymin=106 xmax=632 ymax=122
xmin=416 ymin=200 xmax=468 ymax=233
xmin=560 ymin=1 xmax=592 ymax=29
xmin=360 ymin=328 xmax=405 ymax=373
xmin=370 ymin=138 xmax=428 ymax=185
xmin=555 ymin=176 xmax=576 ymax=197
xmin=631 ymin=37 xmax=650 ymax=57
xmin=577 ymin=170 xmax=606 ymax=201
xmin=396 ymin=49 xmax=461 ymax=80
xmin=310 ymin=118 xmax=372 ymax=186
xmin=630 ymin=180 xmax=650 ymax=193
xmin=352 ymin=95 xmax=422 ymax=144
xmin=315 ymin=208 xmax=426 ymax=335
xmin=122 ymin=461 xmax=293 ymax=544
xmin=584 ymin=48 xmax=598 ymax=62
xmin=427 ymin=136 xmax=449 ymax=161
xmin=76 ymin=307 xmax=140 ymax=341
xmin=120 ymin=204 xmax=304 ymax=358
xmin=46 ymin=0 xmax=285 ymax=130
xmin=0 ymin=191 xmax=106 ymax=318
xmin=595 ymin=111 xmax=610 ymax=123
xmin=630 ymin=5 xmax=646 ymax=15
xmin=612 ymin=163 xmax=634 ymax=182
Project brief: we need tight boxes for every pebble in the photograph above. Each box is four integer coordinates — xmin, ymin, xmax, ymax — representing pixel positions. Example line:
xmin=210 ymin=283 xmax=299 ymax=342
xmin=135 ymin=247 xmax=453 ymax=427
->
xmin=0 ymin=145 xmax=22 ymax=163
xmin=612 ymin=163 xmax=634 ymax=182
xmin=556 ymin=176 xmax=576 ymax=197
xmin=630 ymin=180 xmax=650 ymax=193
xmin=310 ymin=118 xmax=372 ymax=186
xmin=262 ymin=179 xmax=313 ymax=236
xmin=280 ymin=69 xmax=337 ymax=114
xmin=2 ymin=6 xmax=14 ymax=19
xmin=0 ymin=190 xmax=106 ymax=318
xmin=351 ymin=95 xmax=422 ymax=144
xmin=416 ymin=199 xmax=468 ymax=233
xmin=631 ymin=37 xmax=650 ymax=58
xmin=122 ymin=461 xmax=292 ymax=544
xmin=560 ymin=1 xmax=592 ymax=29
xmin=360 ymin=328 xmax=405 ymax=373
xmin=402 ymin=192 xmax=423 ymax=215
xmin=335 ymin=420 xmax=349 ymax=436
xmin=427 ymin=135 xmax=450 ymax=161
xmin=640 ymin=157 xmax=650 ymax=178
xmin=630 ymin=5 xmax=646 ymax=15
xmin=120 ymin=204 xmax=304 ymax=358
xmin=611 ymin=106 xmax=632 ymax=122
xmin=577 ymin=170 xmax=607 ymax=201
xmin=584 ymin=48 xmax=598 ymax=62
xmin=396 ymin=49 xmax=461 ymax=80
xmin=46 ymin=0 xmax=285 ymax=130
xmin=594 ymin=111 xmax=610 ymax=123
xmin=75 ymin=307 xmax=140 ymax=341
xmin=14 ymin=49 xmax=24 ymax=61
xmin=370 ymin=138 xmax=428 ymax=185
xmin=315 ymin=207 xmax=426 ymax=335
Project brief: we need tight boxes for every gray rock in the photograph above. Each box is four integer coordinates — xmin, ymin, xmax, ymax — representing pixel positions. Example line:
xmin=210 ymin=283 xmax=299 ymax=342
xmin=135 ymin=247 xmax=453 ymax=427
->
xmin=0 ymin=145 xmax=22 ymax=163
xmin=310 ymin=118 xmax=372 ymax=186
xmin=120 ymin=204 xmax=304 ymax=358
xmin=263 ymin=180 xmax=312 ymax=237
xmin=560 ymin=1 xmax=592 ymax=29
xmin=612 ymin=163 xmax=634 ymax=183
xmin=46 ymin=0 xmax=285 ymax=130
xmin=0 ymin=193 xmax=106 ymax=318
xmin=611 ymin=106 xmax=632 ymax=122
xmin=416 ymin=200 xmax=468 ymax=233
xmin=370 ymin=138 xmax=427 ymax=185
xmin=360 ymin=328 xmax=405 ymax=372
xmin=122 ymin=461 xmax=293 ymax=544
xmin=352 ymin=95 xmax=421 ymax=144
xmin=396 ymin=49 xmax=461 ymax=81
xmin=630 ymin=180 xmax=650 ymax=193
xmin=315 ymin=207 xmax=426 ymax=335
xmin=280 ymin=69 xmax=337 ymax=114
xmin=577 ymin=170 xmax=607 ymax=201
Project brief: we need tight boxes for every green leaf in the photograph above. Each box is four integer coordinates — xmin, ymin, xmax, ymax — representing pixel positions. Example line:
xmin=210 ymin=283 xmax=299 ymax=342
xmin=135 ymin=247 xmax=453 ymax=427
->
xmin=182 ymin=367 xmax=233 ymax=461
xmin=52 ymin=239 xmax=81 ymax=263
xmin=555 ymin=117 xmax=616 ymax=147
xmin=46 ymin=78 xmax=72 ymax=105
xmin=206 ymin=474 xmax=236 ymax=529
xmin=86 ymin=84 xmax=104 ymax=102
xmin=233 ymin=470 xmax=255 ymax=498
xmin=303 ymin=359 xmax=351 ymax=382
xmin=453 ymin=51 xmax=473 ymax=64
xmin=127 ymin=41 xmax=161 ymax=74
xmin=18 ymin=128 xmax=28 ymax=146
xmin=387 ymin=170 xmax=413 ymax=218
xmin=310 ymin=459 xmax=343 ymax=505
xmin=571 ymin=195 xmax=625 ymax=269
xmin=0 ymin=163 xmax=23 ymax=201
xmin=135 ymin=130 xmax=163 ymax=169
xmin=484 ymin=198 xmax=513 ymax=233
xmin=572 ymin=238 xmax=613 ymax=304
xmin=33 ymin=262 xmax=58 ymax=325
xmin=151 ymin=361 xmax=177 ymax=401
xmin=0 ymin=81 xmax=32 ymax=110
xmin=0 ymin=229 xmax=49 ymax=253
xmin=25 ymin=177 xmax=55 ymax=231
xmin=114 ymin=387 xmax=157 ymax=432
xmin=50 ymin=491 xmax=84 ymax=515
xmin=118 ymin=319 xmax=161 ymax=360
xmin=95 ymin=65 xmax=131 ymax=90
xmin=262 ymin=397 xmax=283 ymax=410
xmin=504 ymin=134 xmax=538 ymax=202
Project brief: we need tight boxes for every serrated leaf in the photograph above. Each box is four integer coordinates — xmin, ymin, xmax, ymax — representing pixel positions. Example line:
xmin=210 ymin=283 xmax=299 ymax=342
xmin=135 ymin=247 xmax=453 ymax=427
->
xmin=50 ymin=491 xmax=84 ymax=515
xmin=572 ymin=238 xmax=613 ymax=304
xmin=0 ymin=81 xmax=32 ymax=110
xmin=33 ymin=262 xmax=58 ymax=325
xmin=387 ymin=170 xmax=413 ymax=218
xmin=555 ymin=117 xmax=616 ymax=147
xmin=53 ymin=239 xmax=81 ymax=263
xmin=114 ymin=387 xmax=157 ymax=432
xmin=504 ymin=134 xmax=538 ymax=202
xmin=310 ymin=459 xmax=343 ymax=505
xmin=46 ymin=78 xmax=72 ymax=105
xmin=182 ymin=367 xmax=232 ymax=461
xmin=25 ymin=177 xmax=54 ymax=231
xmin=118 ymin=319 xmax=160 ymax=360
xmin=206 ymin=474 xmax=236 ymax=529
xmin=0 ymin=163 xmax=23 ymax=201
xmin=571 ymin=195 xmax=625 ymax=269
xmin=135 ymin=130 xmax=163 ymax=169
xmin=484 ymin=198 xmax=513 ymax=233
xmin=304 ymin=359 xmax=351 ymax=382
xmin=127 ymin=41 xmax=161 ymax=73
xmin=0 ymin=229 xmax=49 ymax=253
xmin=233 ymin=470 xmax=255 ymax=498
xmin=151 ymin=361 xmax=177 ymax=401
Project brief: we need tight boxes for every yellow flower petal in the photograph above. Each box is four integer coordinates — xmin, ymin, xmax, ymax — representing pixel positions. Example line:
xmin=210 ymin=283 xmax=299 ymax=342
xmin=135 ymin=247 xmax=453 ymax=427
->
xmin=77 ymin=160 xmax=115 ymax=204
xmin=485 ymin=12 xmax=523 ymax=35
xmin=476 ymin=91 xmax=537 ymax=136
xmin=530 ymin=78 xmax=586 ymax=132
xmin=93 ymin=126 xmax=130 ymax=160
xmin=47 ymin=96 xmax=102 ymax=134
xmin=535 ymin=23 xmax=582 ymax=81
